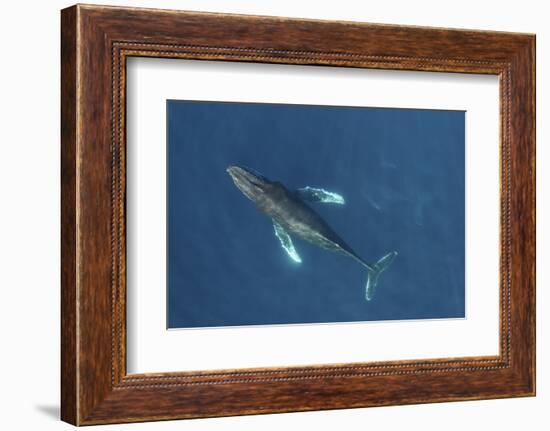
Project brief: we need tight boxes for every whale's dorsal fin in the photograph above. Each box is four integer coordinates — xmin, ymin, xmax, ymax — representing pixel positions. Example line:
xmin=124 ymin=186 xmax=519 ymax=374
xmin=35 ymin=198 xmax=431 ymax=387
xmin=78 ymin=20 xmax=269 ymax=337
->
xmin=273 ymin=221 xmax=302 ymax=263
xmin=296 ymin=186 xmax=345 ymax=205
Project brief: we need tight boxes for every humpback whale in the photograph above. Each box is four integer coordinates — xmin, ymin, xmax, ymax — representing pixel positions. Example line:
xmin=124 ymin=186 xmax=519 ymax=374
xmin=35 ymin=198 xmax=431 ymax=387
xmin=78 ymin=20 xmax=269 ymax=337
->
xmin=226 ymin=165 xmax=397 ymax=301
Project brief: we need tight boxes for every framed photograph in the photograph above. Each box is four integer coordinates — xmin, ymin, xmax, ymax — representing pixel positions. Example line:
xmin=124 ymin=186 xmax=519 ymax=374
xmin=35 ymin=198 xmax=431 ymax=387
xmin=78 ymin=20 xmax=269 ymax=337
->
xmin=61 ymin=4 xmax=536 ymax=425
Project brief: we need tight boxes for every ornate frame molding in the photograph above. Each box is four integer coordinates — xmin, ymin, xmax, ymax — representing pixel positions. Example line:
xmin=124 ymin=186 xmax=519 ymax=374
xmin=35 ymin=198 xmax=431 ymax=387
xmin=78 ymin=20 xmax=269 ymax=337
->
xmin=61 ymin=5 xmax=535 ymax=425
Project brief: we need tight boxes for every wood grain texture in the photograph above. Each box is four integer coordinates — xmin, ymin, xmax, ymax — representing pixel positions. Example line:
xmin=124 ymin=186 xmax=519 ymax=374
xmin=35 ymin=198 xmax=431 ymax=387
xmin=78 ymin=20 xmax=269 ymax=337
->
xmin=60 ymin=5 xmax=78 ymax=425
xmin=60 ymin=4 xmax=536 ymax=425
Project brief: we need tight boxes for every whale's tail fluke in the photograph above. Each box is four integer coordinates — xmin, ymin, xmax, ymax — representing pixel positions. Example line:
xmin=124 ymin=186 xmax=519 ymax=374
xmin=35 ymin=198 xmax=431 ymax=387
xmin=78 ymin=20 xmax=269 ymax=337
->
xmin=365 ymin=251 xmax=398 ymax=301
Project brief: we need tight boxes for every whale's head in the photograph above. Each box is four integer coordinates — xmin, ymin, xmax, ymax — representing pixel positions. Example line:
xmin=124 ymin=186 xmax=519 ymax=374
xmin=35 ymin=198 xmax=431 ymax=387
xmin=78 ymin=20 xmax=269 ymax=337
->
xmin=227 ymin=165 xmax=273 ymax=202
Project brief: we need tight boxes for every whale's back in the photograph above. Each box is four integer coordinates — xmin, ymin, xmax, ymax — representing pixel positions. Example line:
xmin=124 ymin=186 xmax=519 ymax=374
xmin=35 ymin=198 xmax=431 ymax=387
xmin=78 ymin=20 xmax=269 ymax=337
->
xmin=257 ymin=185 xmax=359 ymax=258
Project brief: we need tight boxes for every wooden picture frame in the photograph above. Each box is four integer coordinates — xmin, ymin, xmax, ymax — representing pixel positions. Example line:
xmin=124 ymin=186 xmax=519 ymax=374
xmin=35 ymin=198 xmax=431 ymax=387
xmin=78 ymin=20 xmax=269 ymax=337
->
xmin=61 ymin=4 xmax=535 ymax=425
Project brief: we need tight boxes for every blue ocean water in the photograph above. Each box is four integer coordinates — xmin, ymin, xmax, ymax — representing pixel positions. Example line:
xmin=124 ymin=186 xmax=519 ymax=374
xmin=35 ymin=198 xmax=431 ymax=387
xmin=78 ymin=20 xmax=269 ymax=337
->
xmin=167 ymin=100 xmax=465 ymax=329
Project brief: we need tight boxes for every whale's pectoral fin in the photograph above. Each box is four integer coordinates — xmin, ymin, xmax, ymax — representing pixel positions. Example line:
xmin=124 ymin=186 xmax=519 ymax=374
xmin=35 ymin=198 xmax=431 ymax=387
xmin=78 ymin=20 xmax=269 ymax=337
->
xmin=273 ymin=221 xmax=302 ymax=263
xmin=296 ymin=186 xmax=345 ymax=205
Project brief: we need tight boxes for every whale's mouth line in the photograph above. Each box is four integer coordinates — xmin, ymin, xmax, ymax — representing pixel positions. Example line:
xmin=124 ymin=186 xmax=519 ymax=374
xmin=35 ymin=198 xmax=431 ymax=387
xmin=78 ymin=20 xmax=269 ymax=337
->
xmin=227 ymin=165 xmax=267 ymax=187
xmin=226 ymin=165 xmax=269 ymax=200
xmin=248 ymin=178 xmax=264 ymax=187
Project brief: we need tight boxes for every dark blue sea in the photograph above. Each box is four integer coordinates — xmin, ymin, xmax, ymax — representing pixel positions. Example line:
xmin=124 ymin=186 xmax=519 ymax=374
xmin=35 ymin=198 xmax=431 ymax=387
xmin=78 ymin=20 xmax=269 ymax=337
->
xmin=167 ymin=100 xmax=465 ymax=329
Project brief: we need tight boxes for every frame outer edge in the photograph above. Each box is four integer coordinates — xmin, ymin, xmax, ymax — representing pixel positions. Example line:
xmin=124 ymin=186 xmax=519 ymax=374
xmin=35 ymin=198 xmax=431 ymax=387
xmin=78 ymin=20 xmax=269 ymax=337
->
xmin=506 ymin=35 xmax=536 ymax=395
xmin=61 ymin=5 xmax=79 ymax=426
xmin=526 ymin=35 xmax=536 ymax=395
xmin=531 ymin=34 xmax=536 ymax=396
xmin=522 ymin=34 xmax=536 ymax=395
